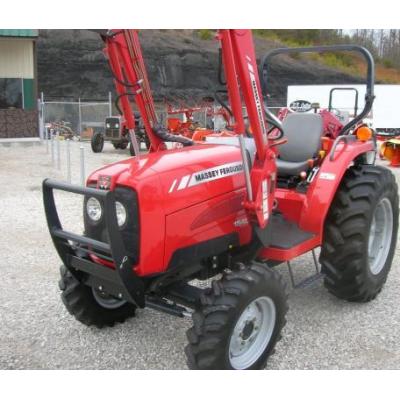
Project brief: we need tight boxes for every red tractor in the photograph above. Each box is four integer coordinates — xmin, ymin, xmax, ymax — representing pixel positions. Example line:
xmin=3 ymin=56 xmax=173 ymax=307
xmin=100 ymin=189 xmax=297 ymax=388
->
xmin=43 ymin=31 xmax=398 ymax=370
xmin=91 ymin=111 xmax=150 ymax=154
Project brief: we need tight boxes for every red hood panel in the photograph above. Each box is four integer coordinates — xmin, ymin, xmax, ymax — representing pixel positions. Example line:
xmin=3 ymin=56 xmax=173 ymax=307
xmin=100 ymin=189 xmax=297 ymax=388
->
xmin=88 ymin=144 xmax=246 ymax=213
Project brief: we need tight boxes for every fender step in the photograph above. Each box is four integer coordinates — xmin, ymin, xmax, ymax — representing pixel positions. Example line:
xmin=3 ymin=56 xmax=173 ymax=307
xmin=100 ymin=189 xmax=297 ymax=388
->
xmin=268 ymin=213 xmax=315 ymax=249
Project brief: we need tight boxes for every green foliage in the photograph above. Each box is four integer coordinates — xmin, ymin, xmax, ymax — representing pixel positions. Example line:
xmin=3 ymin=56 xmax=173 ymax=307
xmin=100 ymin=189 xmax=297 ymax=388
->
xmin=253 ymin=29 xmax=400 ymax=82
xmin=198 ymin=29 xmax=213 ymax=40
xmin=382 ymin=58 xmax=394 ymax=68
xmin=254 ymin=30 xmax=365 ymax=77
xmin=254 ymin=29 xmax=340 ymax=46
xmin=321 ymin=52 xmax=353 ymax=68
xmin=304 ymin=52 xmax=358 ymax=76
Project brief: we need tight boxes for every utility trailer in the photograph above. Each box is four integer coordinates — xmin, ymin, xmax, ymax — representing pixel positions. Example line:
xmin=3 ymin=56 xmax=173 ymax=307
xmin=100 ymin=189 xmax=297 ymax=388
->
xmin=287 ymin=84 xmax=400 ymax=137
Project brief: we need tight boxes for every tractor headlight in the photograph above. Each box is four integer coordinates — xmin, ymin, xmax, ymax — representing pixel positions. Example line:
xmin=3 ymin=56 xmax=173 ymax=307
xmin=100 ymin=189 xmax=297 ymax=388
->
xmin=86 ymin=197 xmax=102 ymax=222
xmin=115 ymin=123 xmax=119 ymax=129
xmin=106 ymin=123 xmax=111 ymax=128
xmin=115 ymin=201 xmax=127 ymax=227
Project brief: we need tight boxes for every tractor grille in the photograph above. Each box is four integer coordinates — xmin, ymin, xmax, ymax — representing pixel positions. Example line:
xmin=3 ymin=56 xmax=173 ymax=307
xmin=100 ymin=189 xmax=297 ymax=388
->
xmin=105 ymin=128 xmax=120 ymax=139
xmin=83 ymin=186 xmax=140 ymax=264
xmin=105 ymin=117 xmax=122 ymax=139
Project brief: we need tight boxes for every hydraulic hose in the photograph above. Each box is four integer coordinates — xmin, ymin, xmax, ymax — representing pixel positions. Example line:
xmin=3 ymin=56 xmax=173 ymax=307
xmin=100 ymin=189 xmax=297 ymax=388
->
xmin=214 ymin=90 xmax=233 ymax=117
xmin=153 ymin=125 xmax=194 ymax=147
xmin=218 ymin=48 xmax=226 ymax=86
xmin=114 ymin=92 xmax=135 ymax=116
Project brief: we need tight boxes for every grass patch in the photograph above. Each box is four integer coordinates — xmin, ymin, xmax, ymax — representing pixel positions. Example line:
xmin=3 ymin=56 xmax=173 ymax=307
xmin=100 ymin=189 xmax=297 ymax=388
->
xmin=198 ymin=29 xmax=213 ymax=40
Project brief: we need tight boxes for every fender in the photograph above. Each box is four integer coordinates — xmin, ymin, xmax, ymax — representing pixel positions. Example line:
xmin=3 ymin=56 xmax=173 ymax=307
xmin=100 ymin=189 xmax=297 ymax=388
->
xmin=299 ymin=138 xmax=375 ymax=235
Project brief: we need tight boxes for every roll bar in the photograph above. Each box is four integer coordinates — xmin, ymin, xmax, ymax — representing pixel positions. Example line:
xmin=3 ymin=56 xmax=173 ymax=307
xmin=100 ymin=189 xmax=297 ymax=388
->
xmin=259 ymin=45 xmax=375 ymax=135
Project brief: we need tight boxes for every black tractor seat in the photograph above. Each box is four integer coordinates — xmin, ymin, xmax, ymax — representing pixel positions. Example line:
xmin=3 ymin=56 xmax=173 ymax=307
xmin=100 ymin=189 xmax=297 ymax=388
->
xmin=276 ymin=113 xmax=324 ymax=176
xmin=204 ymin=112 xmax=324 ymax=178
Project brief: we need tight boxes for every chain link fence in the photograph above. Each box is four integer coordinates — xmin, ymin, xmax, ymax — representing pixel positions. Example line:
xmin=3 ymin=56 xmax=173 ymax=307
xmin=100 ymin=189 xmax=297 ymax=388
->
xmin=38 ymin=93 xmax=113 ymax=140
xmin=38 ymin=92 xmax=286 ymax=141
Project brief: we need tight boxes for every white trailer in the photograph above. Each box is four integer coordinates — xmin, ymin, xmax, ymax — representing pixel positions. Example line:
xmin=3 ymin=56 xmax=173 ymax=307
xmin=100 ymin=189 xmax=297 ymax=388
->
xmin=287 ymin=84 xmax=400 ymax=135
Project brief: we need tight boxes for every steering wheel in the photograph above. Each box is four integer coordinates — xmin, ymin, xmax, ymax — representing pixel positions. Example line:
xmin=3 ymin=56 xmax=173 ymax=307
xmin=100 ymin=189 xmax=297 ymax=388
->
xmin=266 ymin=118 xmax=284 ymax=140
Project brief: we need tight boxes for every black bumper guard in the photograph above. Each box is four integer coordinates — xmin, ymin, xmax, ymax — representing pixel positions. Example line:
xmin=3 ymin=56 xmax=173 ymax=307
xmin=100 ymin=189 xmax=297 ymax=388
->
xmin=42 ymin=178 xmax=145 ymax=307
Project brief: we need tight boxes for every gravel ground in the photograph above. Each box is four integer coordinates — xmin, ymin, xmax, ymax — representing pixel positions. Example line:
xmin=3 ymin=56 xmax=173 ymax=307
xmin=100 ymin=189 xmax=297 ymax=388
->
xmin=0 ymin=140 xmax=399 ymax=370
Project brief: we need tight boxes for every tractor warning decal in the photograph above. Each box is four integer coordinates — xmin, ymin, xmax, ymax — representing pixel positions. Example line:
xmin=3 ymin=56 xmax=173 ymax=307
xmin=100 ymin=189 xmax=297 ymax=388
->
xmin=319 ymin=172 xmax=336 ymax=181
xmin=169 ymin=162 xmax=244 ymax=193
xmin=247 ymin=55 xmax=267 ymax=143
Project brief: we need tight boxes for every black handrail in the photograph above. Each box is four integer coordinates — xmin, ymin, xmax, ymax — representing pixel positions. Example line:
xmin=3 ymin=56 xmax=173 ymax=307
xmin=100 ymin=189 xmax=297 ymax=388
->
xmin=259 ymin=45 xmax=375 ymax=135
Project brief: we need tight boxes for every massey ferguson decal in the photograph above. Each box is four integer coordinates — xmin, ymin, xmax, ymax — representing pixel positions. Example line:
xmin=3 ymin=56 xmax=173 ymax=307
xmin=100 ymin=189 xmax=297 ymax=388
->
xmin=169 ymin=162 xmax=244 ymax=193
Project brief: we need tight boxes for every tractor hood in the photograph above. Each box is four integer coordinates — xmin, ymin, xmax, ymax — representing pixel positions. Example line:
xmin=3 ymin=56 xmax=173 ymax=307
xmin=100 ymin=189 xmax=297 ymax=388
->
xmin=87 ymin=144 xmax=246 ymax=214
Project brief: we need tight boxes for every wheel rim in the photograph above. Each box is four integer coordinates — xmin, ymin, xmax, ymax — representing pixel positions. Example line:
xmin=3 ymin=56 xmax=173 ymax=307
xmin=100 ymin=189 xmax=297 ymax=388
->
xmin=229 ymin=296 xmax=276 ymax=369
xmin=92 ymin=288 xmax=126 ymax=309
xmin=368 ymin=197 xmax=393 ymax=275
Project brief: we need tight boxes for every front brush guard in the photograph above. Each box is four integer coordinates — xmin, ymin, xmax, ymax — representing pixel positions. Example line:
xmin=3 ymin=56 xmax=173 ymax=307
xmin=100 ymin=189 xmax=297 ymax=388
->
xmin=42 ymin=179 xmax=145 ymax=307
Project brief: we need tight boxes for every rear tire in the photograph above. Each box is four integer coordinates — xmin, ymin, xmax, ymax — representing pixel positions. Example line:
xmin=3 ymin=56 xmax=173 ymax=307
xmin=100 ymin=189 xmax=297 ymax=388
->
xmin=185 ymin=262 xmax=288 ymax=369
xmin=91 ymin=132 xmax=104 ymax=153
xmin=58 ymin=265 xmax=136 ymax=328
xmin=320 ymin=165 xmax=399 ymax=302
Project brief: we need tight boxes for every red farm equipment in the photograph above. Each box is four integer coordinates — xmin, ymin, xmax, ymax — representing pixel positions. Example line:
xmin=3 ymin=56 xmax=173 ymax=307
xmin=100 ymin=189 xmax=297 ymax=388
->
xmin=380 ymin=138 xmax=400 ymax=167
xmin=166 ymin=101 xmax=204 ymax=138
xmin=165 ymin=96 xmax=237 ymax=142
xmin=43 ymin=31 xmax=398 ymax=370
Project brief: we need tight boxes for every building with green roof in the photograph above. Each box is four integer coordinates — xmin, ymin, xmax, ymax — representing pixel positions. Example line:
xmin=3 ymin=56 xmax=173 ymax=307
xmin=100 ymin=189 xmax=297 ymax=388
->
xmin=0 ymin=29 xmax=38 ymax=110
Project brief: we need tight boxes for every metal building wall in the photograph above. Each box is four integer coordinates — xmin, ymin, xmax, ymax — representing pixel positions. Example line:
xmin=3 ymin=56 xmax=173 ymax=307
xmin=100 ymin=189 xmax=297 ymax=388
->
xmin=0 ymin=36 xmax=38 ymax=136
xmin=0 ymin=38 xmax=34 ymax=79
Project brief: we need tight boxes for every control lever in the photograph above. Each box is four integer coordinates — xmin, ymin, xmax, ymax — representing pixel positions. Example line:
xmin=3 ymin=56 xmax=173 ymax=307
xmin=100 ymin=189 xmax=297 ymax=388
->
xmin=269 ymin=138 xmax=288 ymax=147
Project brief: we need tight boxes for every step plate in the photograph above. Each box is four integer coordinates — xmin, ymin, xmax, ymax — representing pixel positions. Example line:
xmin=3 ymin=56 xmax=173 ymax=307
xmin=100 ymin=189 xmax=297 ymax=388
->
xmin=268 ymin=213 xmax=315 ymax=249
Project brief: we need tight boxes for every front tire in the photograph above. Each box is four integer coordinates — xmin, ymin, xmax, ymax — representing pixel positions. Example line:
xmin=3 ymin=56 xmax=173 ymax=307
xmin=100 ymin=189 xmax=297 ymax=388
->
xmin=320 ymin=165 xmax=399 ymax=302
xmin=58 ymin=265 xmax=136 ymax=328
xmin=185 ymin=263 xmax=288 ymax=369
xmin=91 ymin=132 xmax=104 ymax=153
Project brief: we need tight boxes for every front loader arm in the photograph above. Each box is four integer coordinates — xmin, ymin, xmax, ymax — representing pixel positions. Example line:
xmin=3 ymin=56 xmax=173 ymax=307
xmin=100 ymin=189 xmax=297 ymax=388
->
xmin=103 ymin=29 xmax=164 ymax=152
xmin=219 ymin=30 xmax=277 ymax=229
